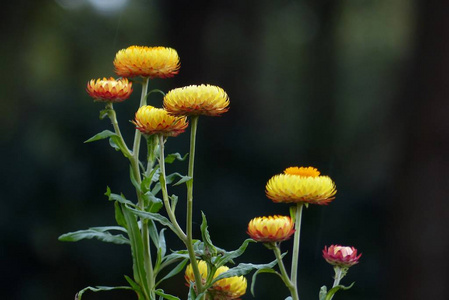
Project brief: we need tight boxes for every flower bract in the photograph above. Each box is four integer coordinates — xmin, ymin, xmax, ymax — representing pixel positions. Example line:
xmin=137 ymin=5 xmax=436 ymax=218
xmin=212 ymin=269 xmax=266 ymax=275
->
xmin=185 ymin=261 xmax=247 ymax=300
xmin=322 ymin=245 xmax=362 ymax=267
xmin=114 ymin=46 xmax=180 ymax=78
xmin=265 ymin=166 xmax=336 ymax=205
xmin=86 ymin=77 xmax=132 ymax=102
xmin=163 ymin=84 xmax=230 ymax=117
xmin=247 ymin=215 xmax=295 ymax=243
xmin=133 ymin=105 xmax=188 ymax=137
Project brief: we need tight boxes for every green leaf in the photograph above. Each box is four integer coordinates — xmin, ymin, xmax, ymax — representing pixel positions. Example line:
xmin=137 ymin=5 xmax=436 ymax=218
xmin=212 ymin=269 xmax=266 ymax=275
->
xmin=285 ymin=297 xmax=293 ymax=300
xmin=165 ymin=172 xmax=192 ymax=186
xmin=84 ymin=130 xmax=116 ymax=143
xmin=324 ymin=282 xmax=355 ymax=300
xmin=200 ymin=212 xmax=217 ymax=257
xmin=213 ymin=258 xmax=281 ymax=283
xmin=75 ymin=285 xmax=133 ymax=300
xmin=156 ymin=258 xmax=189 ymax=287
xmin=130 ymin=166 xmax=142 ymax=193
xmin=143 ymin=192 xmax=163 ymax=213
xmin=58 ymin=227 xmax=129 ymax=245
xmin=319 ymin=285 xmax=328 ymax=300
xmin=215 ymin=239 xmax=255 ymax=268
xmin=155 ymin=289 xmax=181 ymax=300
xmin=165 ymin=152 xmax=188 ymax=164
xmin=105 ymin=187 xmax=135 ymax=206
xmin=126 ymin=206 xmax=176 ymax=234
xmin=122 ymin=205 xmax=150 ymax=296
xmin=251 ymin=268 xmax=281 ymax=296
xmin=124 ymin=275 xmax=144 ymax=299
xmin=115 ymin=201 xmax=127 ymax=229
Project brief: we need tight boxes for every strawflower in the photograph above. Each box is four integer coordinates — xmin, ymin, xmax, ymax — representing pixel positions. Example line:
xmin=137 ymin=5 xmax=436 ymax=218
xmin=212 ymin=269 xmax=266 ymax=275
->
xmin=163 ymin=84 xmax=230 ymax=117
xmin=86 ymin=77 xmax=132 ymax=102
xmin=322 ymin=245 xmax=362 ymax=268
xmin=133 ymin=105 xmax=188 ymax=137
xmin=265 ymin=166 xmax=336 ymax=205
xmin=247 ymin=215 xmax=295 ymax=243
xmin=185 ymin=261 xmax=247 ymax=300
xmin=114 ymin=46 xmax=180 ymax=78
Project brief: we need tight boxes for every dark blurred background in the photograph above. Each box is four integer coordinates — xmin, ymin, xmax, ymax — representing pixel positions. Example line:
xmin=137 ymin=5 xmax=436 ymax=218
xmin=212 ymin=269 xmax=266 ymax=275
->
xmin=1 ymin=0 xmax=448 ymax=299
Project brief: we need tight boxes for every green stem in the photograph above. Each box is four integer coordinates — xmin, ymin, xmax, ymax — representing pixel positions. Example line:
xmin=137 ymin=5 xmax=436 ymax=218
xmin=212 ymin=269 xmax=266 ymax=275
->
xmin=272 ymin=243 xmax=299 ymax=300
xmin=332 ymin=266 xmax=346 ymax=288
xmin=185 ymin=116 xmax=204 ymax=296
xmin=129 ymin=78 xmax=153 ymax=300
xmin=290 ymin=203 xmax=304 ymax=298
xmin=105 ymin=103 xmax=132 ymax=158
xmin=158 ymin=134 xmax=187 ymax=240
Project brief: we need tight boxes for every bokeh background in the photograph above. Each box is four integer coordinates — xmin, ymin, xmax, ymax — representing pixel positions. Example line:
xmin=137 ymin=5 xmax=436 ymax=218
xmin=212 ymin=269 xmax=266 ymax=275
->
xmin=1 ymin=0 xmax=448 ymax=299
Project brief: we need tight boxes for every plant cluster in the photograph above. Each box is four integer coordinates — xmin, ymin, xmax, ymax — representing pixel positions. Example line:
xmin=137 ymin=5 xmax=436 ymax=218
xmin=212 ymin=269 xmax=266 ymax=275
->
xmin=60 ymin=45 xmax=361 ymax=300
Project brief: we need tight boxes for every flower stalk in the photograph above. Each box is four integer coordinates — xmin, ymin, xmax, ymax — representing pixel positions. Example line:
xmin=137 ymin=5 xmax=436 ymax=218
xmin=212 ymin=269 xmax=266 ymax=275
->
xmin=290 ymin=202 xmax=303 ymax=298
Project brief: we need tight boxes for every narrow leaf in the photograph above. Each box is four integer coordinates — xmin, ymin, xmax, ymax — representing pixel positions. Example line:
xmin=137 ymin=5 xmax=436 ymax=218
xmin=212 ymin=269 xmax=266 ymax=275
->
xmin=165 ymin=152 xmax=188 ymax=164
xmin=200 ymin=212 xmax=217 ymax=256
xmin=251 ymin=268 xmax=281 ymax=296
xmin=84 ymin=130 xmax=116 ymax=143
xmin=75 ymin=285 xmax=133 ymax=300
xmin=213 ymin=257 xmax=281 ymax=283
xmin=155 ymin=289 xmax=181 ymax=300
xmin=58 ymin=228 xmax=129 ymax=245
xmin=215 ymin=239 xmax=255 ymax=268
xmin=156 ymin=259 xmax=189 ymax=287
xmin=126 ymin=206 xmax=176 ymax=233
xmin=325 ymin=282 xmax=355 ymax=300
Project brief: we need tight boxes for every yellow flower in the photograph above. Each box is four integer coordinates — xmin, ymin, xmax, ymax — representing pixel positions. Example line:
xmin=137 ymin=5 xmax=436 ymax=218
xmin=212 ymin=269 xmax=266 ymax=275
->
xmin=163 ymin=84 xmax=230 ymax=117
xmin=113 ymin=46 xmax=180 ymax=78
xmin=266 ymin=167 xmax=336 ymax=205
xmin=86 ymin=77 xmax=132 ymax=102
xmin=133 ymin=105 xmax=188 ymax=137
xmin=185 ymin=261 xmax=247 ymax=300
xmin=247 ymin=215 xmax=295 ymax=243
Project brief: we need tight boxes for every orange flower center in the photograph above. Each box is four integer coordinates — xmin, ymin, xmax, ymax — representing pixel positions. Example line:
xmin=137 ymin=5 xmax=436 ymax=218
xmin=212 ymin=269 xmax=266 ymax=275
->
xmin=284 ymin=166 xmax=320 ymax=177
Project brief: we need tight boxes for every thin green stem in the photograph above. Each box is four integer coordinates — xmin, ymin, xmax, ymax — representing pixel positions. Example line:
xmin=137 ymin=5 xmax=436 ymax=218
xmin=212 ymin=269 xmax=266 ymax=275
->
xmin=158 ymin=134 xmax=187 ymax=240
xmin=290 ymin=203 xmax=304 ymax=298
xmin=272 ymin=243 xmax=299 ymax=300
xmin=185 ymin=116 xmax=204 ymax=297
xmin=105 ymin=103 xmax=132 ymax=158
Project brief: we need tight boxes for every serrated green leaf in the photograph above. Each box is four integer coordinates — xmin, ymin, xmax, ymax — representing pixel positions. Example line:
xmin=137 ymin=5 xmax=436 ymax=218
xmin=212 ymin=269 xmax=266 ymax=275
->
xmin=165 ymin=152 xmax=188 ymax=164
xmin=75 ymin=285 xmax=133 ymax=300
xmin=251 ymin=268 xmax=281 ymax=296
xmin=58 ymin=227 xmax=129 ymax=245
xmin=155 ymin=289 xmax=181 ymax=300
xmin=84 ymin=130 xmax=116 ymax=143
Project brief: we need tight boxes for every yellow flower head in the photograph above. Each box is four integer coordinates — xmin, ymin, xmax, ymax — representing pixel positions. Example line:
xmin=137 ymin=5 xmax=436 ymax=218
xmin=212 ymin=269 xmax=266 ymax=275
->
xmin=247 ymin=215 xmax=295 ymax=243
xmin=266 ymin=167 xmax=336 ymax=205
xmin=163 ymin=84 xmax=230 ymax=117
xmin=133 ymin=105 xmax=188 ymax=137
xmin=86 ymin=77 xmax=132 ymax=102
xmin=114 ymin=46 xmax=180 ymax=78
xmin=185 ymin=261 xmax=247 ymax=300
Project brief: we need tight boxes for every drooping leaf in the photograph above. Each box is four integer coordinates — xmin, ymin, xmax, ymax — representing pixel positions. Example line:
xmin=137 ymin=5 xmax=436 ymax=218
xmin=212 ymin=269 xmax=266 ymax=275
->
xmin=251 ymin=268 xmax=281 ymax=296
xmin=126 ymin=206 xmax=176 ymax=234
xmin=143 ymin=192 xmax=163 ymax=213
xmin=75 ymin=285 xmax=133 ymax=300
xmin=124 ymin=275 xmax=144 ymax=299
xmin=324 ymin=282 xmax=355 ymax=300
xmin=213 ymin=257 xmax=282 ymax=283
xmin=155 ymin=289 xmax=181 ymax=300
xmin=58 ymin=227 xmax=129 ymax=245
xmin=215 ymin=239 xmax=255 ymax=268
xmin=165 ymin=152 xmax=188 ymax=164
